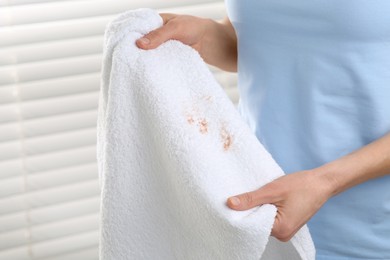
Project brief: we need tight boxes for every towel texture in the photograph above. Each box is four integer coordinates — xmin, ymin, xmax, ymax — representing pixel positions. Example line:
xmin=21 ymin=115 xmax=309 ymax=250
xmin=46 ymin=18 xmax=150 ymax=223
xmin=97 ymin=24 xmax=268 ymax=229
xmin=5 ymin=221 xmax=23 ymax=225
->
xmin=97 ymin=8 xmax=315 ymax=260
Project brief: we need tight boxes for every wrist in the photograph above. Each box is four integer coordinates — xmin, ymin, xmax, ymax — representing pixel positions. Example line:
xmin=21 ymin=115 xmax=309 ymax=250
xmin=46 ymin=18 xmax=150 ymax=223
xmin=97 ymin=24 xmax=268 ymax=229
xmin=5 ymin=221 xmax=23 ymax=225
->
xmin=311 ymin=163 xmax=343 ymax=198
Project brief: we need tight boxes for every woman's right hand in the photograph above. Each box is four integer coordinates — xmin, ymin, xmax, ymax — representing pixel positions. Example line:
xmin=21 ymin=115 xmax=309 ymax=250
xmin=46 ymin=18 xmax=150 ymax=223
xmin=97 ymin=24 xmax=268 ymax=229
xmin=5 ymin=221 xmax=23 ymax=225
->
xmin=136 ymin=13 xmax=208 ymax=55
xmin=136 ymin=14 xmax=238 ymax=72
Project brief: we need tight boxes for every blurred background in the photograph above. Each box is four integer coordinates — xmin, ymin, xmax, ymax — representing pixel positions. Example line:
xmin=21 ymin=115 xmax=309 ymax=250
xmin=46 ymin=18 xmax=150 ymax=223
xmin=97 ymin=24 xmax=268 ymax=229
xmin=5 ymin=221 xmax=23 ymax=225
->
xmin=0 ymin=0 xmax=238 ymax=259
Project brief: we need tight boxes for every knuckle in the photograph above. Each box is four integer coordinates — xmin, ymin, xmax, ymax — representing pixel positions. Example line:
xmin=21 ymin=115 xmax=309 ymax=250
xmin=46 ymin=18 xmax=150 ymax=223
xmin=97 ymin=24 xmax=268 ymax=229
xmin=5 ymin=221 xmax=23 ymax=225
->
xmin=149 ymin=27 xmax=176 ymax=46
xmin=242 ymin=192 xmax=254 ymax=205
xmin=164 ymin=20 xmax=180 ymax=37
xmin=171 ymin=19 xmax=182 ymax=31
xmin=149 ymin=30 xmax=164 ymax=41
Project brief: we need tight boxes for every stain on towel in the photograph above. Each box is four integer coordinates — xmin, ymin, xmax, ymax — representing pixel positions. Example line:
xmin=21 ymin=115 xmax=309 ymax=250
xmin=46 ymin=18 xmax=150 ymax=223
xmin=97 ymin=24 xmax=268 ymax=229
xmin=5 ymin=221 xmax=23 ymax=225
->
xmin=220 ymin=125 xmax=233 ymax=151
xmin=187 ymin=114 xmax=195 ymax=125
xmin=183 ymin=95 xmax=234 ymax=151
xmin=198 ymin=118 xmax=208 ymax=134
xmin=185 ymin=112 xmax=208 ymax=134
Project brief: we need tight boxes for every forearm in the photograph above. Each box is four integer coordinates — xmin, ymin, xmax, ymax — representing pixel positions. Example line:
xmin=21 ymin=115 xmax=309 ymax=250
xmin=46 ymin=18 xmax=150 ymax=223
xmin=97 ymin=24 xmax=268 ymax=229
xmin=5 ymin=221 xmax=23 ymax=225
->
xmin=200 ymin=17 xmax=238 ymax=72
xmin=314 ymin=132 xmax=390 ymax=197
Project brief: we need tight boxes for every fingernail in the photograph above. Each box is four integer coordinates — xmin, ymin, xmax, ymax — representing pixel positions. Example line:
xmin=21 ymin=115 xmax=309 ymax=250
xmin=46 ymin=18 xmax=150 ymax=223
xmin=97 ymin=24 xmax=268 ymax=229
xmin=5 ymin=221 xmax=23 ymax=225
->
xmin=229 ymin=197 xmax=241 ymax=206
xmin=138 ymin=37 xmax=150 ymax=45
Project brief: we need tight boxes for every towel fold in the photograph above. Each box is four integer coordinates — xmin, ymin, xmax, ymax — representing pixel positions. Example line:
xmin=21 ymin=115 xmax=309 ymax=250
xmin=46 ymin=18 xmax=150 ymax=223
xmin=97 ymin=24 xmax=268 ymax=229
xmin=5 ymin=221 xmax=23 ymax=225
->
xmin=97 ymin=8 xmax=315 ymax=260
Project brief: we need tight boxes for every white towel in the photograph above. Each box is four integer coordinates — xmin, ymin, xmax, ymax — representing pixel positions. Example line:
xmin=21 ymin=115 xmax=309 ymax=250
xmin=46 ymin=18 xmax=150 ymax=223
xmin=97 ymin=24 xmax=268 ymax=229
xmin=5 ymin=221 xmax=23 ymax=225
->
xmin=97 ymin=8 xmax=316 ymax=260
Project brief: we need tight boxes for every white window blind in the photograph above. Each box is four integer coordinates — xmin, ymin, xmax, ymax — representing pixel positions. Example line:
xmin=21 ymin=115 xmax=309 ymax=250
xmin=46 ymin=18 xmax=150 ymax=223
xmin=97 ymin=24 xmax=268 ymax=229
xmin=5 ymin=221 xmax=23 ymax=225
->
xmin=0 ymin=0 xmax=238 ymax=259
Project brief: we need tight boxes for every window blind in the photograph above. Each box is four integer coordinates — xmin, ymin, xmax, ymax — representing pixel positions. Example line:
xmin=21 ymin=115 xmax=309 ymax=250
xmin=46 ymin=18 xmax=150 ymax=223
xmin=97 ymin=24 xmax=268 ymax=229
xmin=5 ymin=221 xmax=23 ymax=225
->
xmin=0 ymin=0 xmax=238 ymax=259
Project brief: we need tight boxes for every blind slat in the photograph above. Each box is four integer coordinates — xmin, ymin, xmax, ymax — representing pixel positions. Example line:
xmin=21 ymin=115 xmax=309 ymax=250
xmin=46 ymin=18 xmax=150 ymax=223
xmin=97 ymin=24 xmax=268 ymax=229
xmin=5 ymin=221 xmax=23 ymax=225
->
xmin=0 ymin=230 xmax=99 ymax=260
xmin=25 ymin=145 xmax=97 ymax=174
xmin=0 ymin=15 xmax=111 ymax=47
xmin=0 ymin=178 xmax=99 ymax=215
xmin=30 ymin=230 xmax=99 ymax=259
xmin=40 ymin=246 xmax=98 ymax=260
xmin=0 ymin=86 xmax=17 ymax=104
xmin=0 ymin=55 xmax=102 ymax=86
xmin=0 ymin=162 xmax=98 ymax=199
xmin=0 ymin=120 xmax=20 ymax=142
xmin=0 ymin=196 xmax=99 ymax=233
xmin=1 ymin=214 xmax=98 ymax=251
xmin=0 ymin=103 xmax=19 ymax=124
xmin=23 ymin=110 xmax=98 ymax=138
xmin=20 ymin=73 xmax=98 ymax=101
xmin=1 ymin=72 xmax=100 ymax=102
xmin=0 ymin=35 xmax=103 ymax=66
xmin=25 ymin=128 xmax=96 ymax=157
xmin=0 ymin=0 xmax=73 ymax=7
xmin=0 ymin=91 xmax=98 ymax=124
xmin=0 ymin=140 xmax=20 ymax=161
xmin=0 ymin=145 xmax=97 ymax=180
xmin=0 ymin=158 xmax=23 ymax=180
xmin=22 ymin=92 xmax=98 ymax=120
xmin=0 ymin=110 xmax=97 ymax=143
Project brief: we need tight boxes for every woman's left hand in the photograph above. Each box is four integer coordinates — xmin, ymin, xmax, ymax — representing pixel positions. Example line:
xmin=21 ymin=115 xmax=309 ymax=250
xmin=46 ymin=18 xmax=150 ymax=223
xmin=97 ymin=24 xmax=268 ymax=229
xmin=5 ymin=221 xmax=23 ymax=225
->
xmin=227 ymin=132 xmax=390 ymax=241
xmin=226 ymin=170 xmax=334 ymax=242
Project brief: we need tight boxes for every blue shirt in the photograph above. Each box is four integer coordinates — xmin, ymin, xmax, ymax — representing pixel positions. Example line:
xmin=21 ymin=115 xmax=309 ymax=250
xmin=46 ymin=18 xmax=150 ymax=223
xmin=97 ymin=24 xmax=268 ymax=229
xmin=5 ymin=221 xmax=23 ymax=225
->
xmin=225 ymin=1 xmax=390 ymax=259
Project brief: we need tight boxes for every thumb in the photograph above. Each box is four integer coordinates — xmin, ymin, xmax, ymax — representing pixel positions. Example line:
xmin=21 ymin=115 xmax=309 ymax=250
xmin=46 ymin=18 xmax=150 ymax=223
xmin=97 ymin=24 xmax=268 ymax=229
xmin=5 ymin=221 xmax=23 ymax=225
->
xmin=136 ymin=14 xmax=177 ymax=50
xmin=226 ymin=184 xmax=275 ymax=211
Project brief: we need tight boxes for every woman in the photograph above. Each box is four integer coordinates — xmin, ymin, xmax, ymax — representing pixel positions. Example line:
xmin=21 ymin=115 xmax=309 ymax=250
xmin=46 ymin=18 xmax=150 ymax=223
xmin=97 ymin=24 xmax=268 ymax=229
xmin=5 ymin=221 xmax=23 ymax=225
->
xmin=136 ymin=1 xmax=390 ymax=259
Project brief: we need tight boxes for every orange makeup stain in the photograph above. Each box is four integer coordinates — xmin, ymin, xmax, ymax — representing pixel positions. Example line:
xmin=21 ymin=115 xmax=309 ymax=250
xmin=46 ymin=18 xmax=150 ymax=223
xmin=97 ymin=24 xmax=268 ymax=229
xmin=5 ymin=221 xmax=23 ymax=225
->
xmin=198 ymin=118 xmax=208 ymax=134
xmin=187 ymin=114 xmax=195 ymax=125
xmin=220 ymin=126 xmax=233 ymax=151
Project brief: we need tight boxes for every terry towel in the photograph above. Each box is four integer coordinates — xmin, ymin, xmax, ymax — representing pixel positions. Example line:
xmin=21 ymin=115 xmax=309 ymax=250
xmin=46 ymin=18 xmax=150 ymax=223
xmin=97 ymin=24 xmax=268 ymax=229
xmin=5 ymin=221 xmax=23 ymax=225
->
xmin=97 ymin=8 xmax=316 ymax=260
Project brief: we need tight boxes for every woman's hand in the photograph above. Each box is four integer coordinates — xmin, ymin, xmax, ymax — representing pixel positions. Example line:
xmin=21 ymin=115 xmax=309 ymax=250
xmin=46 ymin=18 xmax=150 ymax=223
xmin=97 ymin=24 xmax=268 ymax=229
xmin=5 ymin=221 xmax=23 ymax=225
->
xmin=136 ymin=14 xmax=238 ymax=72
xmin=136 ymin=14 xmax=207 ymax=54
xmin=226 ymin=170 xmax=334 ymax=242
xmin=226 ymin=131 xmax=390 ymax=241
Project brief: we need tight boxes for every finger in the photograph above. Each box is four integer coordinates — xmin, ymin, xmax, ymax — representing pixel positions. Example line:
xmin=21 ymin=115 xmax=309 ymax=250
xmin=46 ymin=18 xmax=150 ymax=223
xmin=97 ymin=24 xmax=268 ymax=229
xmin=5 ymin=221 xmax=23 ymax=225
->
xmin=226 ymin=184 xmax=276 ymax=210
xmin=136 ymin=15 xmax=177 ymax=49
